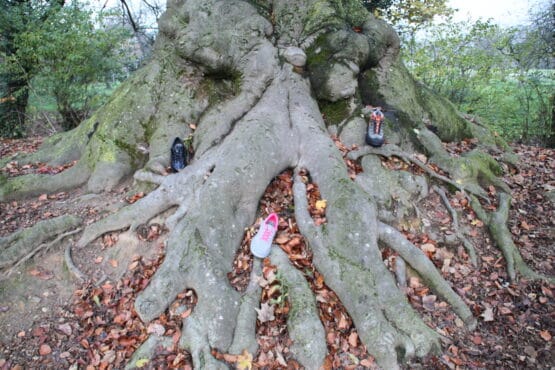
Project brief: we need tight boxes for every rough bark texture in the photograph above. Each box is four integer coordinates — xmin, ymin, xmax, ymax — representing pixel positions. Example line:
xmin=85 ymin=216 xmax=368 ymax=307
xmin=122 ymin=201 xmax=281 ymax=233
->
xmin=1 ymin=0 xmax=551 ymax=368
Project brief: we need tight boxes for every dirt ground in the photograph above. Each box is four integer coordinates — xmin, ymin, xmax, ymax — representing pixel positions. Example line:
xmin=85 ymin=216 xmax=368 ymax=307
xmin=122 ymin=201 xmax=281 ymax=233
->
xmin=0 ymin=137 xmax=553 ymax=369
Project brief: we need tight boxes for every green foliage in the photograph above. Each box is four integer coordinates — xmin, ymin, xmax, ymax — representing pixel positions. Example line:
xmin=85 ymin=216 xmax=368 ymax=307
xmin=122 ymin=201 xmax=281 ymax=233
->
xmin=0 ymin=0 xmax=64 ymax=137
xmin=363 ymin=0 xmax=453 ymax=34
xmin=1 ymin=0 xmax=132 ymax=134
xmin=361 ymin=0 xmax=394 ymax=13
xmin=404 ymin=14 xmax=555 ymax=145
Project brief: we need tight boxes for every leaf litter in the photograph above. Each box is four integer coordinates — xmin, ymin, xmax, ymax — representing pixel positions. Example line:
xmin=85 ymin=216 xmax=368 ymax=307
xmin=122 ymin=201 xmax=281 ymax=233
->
xmin=0 ymin=137 xmax=553 ymax=369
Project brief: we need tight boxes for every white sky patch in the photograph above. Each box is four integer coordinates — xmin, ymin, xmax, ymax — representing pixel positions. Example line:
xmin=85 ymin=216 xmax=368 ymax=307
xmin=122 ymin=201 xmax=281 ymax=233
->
xmin=447 ymin=0 xmax=549 ymax=27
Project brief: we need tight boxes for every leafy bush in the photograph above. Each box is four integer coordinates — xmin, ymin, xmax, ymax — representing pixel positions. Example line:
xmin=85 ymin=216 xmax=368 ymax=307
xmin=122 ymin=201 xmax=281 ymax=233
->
xmin=403 ymin=17 xmax=554 ymax=146
xmin=1 ymin=0 xmax=133 ymax=134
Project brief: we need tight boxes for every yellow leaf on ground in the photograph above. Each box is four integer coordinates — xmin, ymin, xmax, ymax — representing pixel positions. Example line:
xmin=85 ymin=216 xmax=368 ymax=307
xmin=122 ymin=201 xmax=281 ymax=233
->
xmin=315 ymin=199 xmax=327 ymax=211
xmin=237 ymin=349 xmax=253 ymax=370
xmin=135 ymin=359 xmax=149 ymax=368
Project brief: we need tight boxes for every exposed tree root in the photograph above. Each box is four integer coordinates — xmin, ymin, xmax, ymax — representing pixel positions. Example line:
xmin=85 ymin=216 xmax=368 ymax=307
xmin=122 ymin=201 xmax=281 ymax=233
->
xmin=0 ymin=163 xmax=91 ymax=202
xmin=394 ymin=256 xmax=408 ymax=287
xmin=4 ymin=227 xmax=82 ymax=277
xmin=270 ymin=247 xmax=327 ymax=369
xmin=377 ymin=222 xmax=476 ymax=330
xmin=3 ymin=1 xmax=542 ymax=368
xmin=64 ymin=243 xmax=86 ymax=282
xmin=349 ymin=144 xmax=487 ymax=201
xmin=0 ymin=215 xmax=82 ymax=273
xmin=228 ymin=259 xmax=262 ymax=355
xmin=471 ymin=193 xmax=555 ymax=284
xmin=292 ymin=172 xmax=442 ymax=369
xmin=433 ymin=185 xmax=479 ymax=267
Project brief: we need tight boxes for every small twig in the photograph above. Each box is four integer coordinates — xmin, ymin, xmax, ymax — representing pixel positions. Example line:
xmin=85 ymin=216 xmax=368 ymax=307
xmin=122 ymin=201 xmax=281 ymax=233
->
xmin=5 ymin=228 xmax=83 ymax=276
xmin=433 ymin=186 xmax=478 ymax=267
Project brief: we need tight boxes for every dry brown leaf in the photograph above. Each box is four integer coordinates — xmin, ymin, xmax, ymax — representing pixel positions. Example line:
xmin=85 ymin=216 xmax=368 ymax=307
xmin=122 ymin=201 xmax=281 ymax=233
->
xmin=539 ymin=330 xmax=552 ymax=341
xmin=275 ymin=234 xmax=290 ymax=244
xmin=39 ymin=344 xmax=51 ymax=356
xmin=255 ymin=302 xmax=275 ymax=323
xmin=421 ymin=243 xmax=436 ymax=253
xmin=348 ymin=332 xmax=358 ymax=347
xmin=422 ymin=295 xmax=437 ymax=311
xmin=481 ymin=307 xmax=494 ymax=322
xmin=338 ymin=314 xmax=349 ymax=330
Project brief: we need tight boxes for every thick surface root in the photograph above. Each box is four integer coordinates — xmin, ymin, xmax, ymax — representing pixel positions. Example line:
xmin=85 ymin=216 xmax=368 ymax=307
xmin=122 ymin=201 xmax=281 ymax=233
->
xmin=292 ymin=174 xmax=440 ymax=369
xmin=0 ymin=163 xmax=91 ymax=202
xmin=71 ymin=64 xmax=478 ymax=369
xmin=0 ymin=215 xmax=82 ymax=273
xmin=472 ymin=193 xmax=555 ymax=283
xmin=270 ymin=247 xmax=327 ymax=369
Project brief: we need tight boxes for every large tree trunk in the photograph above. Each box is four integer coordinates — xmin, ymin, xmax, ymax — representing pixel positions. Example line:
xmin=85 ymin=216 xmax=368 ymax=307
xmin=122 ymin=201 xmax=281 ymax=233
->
xmin=1 ymin=0 xmax=552 ymax=368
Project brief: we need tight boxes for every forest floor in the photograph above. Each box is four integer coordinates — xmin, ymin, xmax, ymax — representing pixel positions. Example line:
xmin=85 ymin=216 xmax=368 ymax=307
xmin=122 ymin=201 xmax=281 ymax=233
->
xmin=0 ymin=136 xmax=553 ymax=370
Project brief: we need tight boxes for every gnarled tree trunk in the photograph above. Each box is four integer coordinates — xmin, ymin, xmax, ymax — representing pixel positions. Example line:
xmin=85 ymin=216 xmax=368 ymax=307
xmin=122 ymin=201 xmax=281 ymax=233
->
xmin=1 ymin=0 xmax=552 ymax=368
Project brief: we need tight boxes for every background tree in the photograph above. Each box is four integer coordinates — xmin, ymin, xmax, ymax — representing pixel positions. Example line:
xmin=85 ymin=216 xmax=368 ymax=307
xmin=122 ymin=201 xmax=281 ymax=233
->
xmin=405 ymin=10 xmax=555 ymax=146
xmin=1 ymin=0 xmax=552 ymax=368
xmin=109 ymin=0 xmax=165 ymax=60
xmin=1 ymin=0 xmax=132 ymax=133
xmin=363 ymin=0 xmax=453 ymax=36
xmin=0 ymin=0 xmax=64 ymax=137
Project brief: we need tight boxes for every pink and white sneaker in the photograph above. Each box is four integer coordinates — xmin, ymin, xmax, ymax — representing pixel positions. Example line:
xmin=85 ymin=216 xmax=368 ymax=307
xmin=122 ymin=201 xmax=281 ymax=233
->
xmin=250 ymin=213 xmax=279 ymax=258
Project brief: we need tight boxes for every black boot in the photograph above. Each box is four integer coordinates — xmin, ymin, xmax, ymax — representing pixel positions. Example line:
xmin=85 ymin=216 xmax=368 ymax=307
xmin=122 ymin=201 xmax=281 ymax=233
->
xmin=170 ymin=137 xmax=187 ymax=172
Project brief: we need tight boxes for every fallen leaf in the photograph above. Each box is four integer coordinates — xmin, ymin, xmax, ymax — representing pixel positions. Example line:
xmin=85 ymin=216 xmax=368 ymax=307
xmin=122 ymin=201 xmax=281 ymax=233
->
xmin=481 ymin=307 xmax=494 ymax=322
xmin=421 ymin=243 xmax=436 ymax=253
xmin=413 ymin=153 xmax=427 ymax=163
xmin=135 ymin=359 xmax=150 ymax=368
xmin=539 ymin=330 xmax=552 ymax=341
xmin=360 ymin=358 xmax=374 ymax=367
xmin=275 ymin=234 xmax=290 ymax=244
xmin=498 ymin=306 xmax=512 ymax=315
xmin=147 ymin=323 xmax=166 ymax=336
xmin=409 ymin=276 xmax=421 ymax=288
xmin=57 ymin=323 xmax=72 ymax=336
xmin=255 ymin=302 xmax=275 ymax=323
xmin=39 ymin=344 xmax=51 ymax=355
xmin=237 ymin=349 xmax=253 ymax=370
xmin=471 ymin=219 xmax=484 ymax=227
xmin=275 ymin=349 xmax=287 ymax=366
xmin=338 ymin=314 xmax=349 ymax=330
xmin=348 ymin=332 xmax=358 ymax=347
xmin=315 ymin=199 xmax=327 ymax=211
xmin=422 ymin=295 xmax=437 ymax=311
